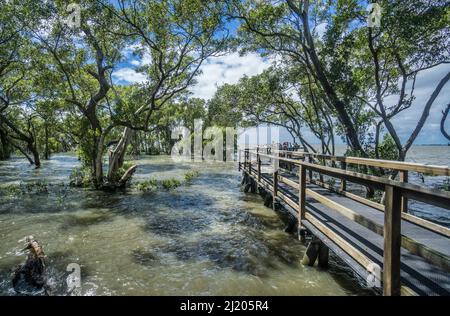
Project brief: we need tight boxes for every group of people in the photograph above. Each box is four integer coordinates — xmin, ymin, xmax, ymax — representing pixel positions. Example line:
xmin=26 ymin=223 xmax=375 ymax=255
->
xmin=278 ymin=142 xmax=301 ymax=151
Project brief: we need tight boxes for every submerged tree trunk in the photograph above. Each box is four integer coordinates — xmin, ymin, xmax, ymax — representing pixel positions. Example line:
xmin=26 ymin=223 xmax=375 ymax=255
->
xmin=29 ymin=143 xmax=41 ymax=168
xmin=44 ymin=123 xmax=50 ymax=160
xmin=0 ymin=128 xmax=11 ymax=160
xmin=107 ymin=127 xmax=136 ymax=184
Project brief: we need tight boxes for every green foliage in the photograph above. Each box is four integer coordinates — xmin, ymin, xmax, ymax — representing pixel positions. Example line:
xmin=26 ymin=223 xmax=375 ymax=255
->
xmin=135 ymin=169 xmax=200 ymax=192
xmin=161 ymin=178 xmax=182 ymax=190
xmin=184 ymin=170 xmax=200 ymax=182
xmin=0 ymin=181 xmax=49 ymax=196
xmin=136 ymin=179 xmax=158 ymax=192
xmin=69 ymin=167 xmax=93 ymax=188
xmin=377 ymin=135 xmax=400 ymax=161
xmin=109 ymin=161 xmax=134 ymax=183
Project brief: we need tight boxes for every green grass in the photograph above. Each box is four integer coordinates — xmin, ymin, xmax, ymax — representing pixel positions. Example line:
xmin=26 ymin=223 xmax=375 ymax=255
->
xmin=0 ymin=181 xmax=49 ymax=196
xmin=161 ymin=178 xmax=182 ymax=190
xmin=184 ymin=170 xmax=200 ymax=182
xmin=135 ymin=169 xmax=200 ymax=192
xmin=136 ymin=179 xmax=158 ymax=192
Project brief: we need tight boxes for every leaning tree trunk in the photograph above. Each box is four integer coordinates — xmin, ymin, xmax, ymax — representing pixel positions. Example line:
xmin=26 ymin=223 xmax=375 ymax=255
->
xmin=44 ymin=123 xmax=50 ymax=160
xmin=107 ymin=127 xmax=136 ymax=186
xmin=0 ymin=128 xmax=11 ymax=160
xmin=27 ymin=141 xmax=41 ymax=169
xmin=441 ymin=103 xmax=450 ymax=143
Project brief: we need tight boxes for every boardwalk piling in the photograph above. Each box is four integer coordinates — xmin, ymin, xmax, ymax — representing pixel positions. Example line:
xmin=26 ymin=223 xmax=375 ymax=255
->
xmin=301 ymin=238 xmax=320 ymax=266
xmin=318 ymin=242 xmax=329 ymax=269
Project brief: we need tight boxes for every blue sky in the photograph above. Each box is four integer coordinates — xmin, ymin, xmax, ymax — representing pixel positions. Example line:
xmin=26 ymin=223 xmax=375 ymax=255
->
xmin=111 ymin=3 xmax=450 ymax=146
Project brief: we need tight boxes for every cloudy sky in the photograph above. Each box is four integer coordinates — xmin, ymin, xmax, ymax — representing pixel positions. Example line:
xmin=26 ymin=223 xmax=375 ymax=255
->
xmin=112 ymin=34 xmax=450 ymax=146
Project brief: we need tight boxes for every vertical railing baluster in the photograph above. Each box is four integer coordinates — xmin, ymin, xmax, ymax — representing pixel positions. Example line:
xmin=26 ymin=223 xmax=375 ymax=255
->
xmin=248 ymin=151 xmax=252 ymax=175
xmin=383 ymin=184 xmax=402 ymax=296
xmin=340 ymin=161 xmax=347 ymax=191
xmin=299 ymin=164 xmax=306 ymax=241
xmin=273 ymin=169 xmax=278 ymax=210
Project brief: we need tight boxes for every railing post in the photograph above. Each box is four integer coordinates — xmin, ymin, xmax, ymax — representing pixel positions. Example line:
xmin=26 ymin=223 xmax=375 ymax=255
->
xmin=308 ymin=155 xmax=313 ymax=182
xmin=257 ymin=153 xmax=261 ymax=182
xmin=340 ymin=161 xmax=347 ymax=191
xmin=249 ymin=152 xmax=252 ymax=175
xmin=244 ymin=149 xmax=248 ymax=171
xmin=238 ymin=150 xmax=241 ymax=171
xmin=399 ymin=171 xmax=408 ymax=213
xmin=273 ymin=169 xmax=278 ymax=210
xmin=383 ymin=184 xmax=402 ymax=296
xmin=298 ymin=164 xmax=306 ymax=240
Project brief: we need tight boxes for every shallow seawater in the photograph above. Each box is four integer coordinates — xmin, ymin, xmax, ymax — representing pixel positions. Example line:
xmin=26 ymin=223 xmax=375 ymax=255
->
xmin=0 ymin=154 xmax=376 ymax=296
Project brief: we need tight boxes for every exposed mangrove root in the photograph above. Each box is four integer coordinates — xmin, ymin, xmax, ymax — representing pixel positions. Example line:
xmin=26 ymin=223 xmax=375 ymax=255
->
xmin=118 ymin=165 xmax=137 ymax=187
xmin=12 ymin=236 xmax=48 ymax=295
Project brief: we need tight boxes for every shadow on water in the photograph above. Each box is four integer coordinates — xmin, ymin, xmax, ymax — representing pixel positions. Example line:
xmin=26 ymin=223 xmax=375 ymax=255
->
xmin=131 ymin=249 xmax=160 ymax=266
xmin=59 ymin=209 xmax=116 ymax=230
xmin=157 ymin=232 xmax=301 ymax=278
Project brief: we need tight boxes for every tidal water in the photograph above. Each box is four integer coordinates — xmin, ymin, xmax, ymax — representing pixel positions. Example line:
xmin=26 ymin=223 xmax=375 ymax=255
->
xmin=0 ymin=146 xmax=448 ymax=295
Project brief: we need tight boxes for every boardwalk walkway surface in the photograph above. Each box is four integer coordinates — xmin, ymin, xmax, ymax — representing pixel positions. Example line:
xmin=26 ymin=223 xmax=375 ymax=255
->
xmin=239 ymin=148 xmax=450 ymax=296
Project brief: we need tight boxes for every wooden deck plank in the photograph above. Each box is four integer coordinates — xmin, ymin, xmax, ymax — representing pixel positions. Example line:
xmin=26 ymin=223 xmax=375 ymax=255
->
xmin=252 ymin=170 xmax=450 ymax=296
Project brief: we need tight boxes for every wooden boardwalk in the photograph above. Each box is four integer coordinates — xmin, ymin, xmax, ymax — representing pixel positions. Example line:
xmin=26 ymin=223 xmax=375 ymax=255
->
xmin=239 ymin=148 xmax=450 ymax=296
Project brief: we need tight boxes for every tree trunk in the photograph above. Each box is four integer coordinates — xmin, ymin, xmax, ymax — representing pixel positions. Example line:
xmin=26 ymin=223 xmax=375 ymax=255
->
xmin=44 ymin=123 xmax=50 ymax=160
xmin=0 ymin=128 xmax=11 ymax=160
xmin=11 ymin=142 xmax=34 ymax=165
xmin=28 ymin=142 xmax=41 ymax=169
xmin=441 ymin=103 xmax=450 ymax=143
xmin=107 ymin=127 xmax=133 ymax=182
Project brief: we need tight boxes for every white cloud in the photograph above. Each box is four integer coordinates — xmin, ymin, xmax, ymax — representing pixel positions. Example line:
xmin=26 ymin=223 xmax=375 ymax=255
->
xmin=389 ymin=64 xmax=450 ymax=144
xmin=112 ymin=68 xmax=147 ymax=84
xmin=190 ymin=52 xmax=272 ymax=100
xmin=315 ymin=23 xmax=327 ymax=39
xmin=130 ymin=60 xmax=140 ymax=66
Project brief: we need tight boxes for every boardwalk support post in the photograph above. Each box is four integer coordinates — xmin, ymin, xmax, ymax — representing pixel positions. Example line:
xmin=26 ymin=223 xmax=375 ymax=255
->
xmin=301 ymin=238 xmax=320 ymax=266
xmin=238 ymin=150 xmax=241 ymax=171
xmin=384 ymin=184 xmax=402 ymax=296
xmin=318 ymin=242 xmax=329 ymax=269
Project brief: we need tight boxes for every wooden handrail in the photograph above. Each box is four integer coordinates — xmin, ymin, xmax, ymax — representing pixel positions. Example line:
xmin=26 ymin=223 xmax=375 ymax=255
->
xmin=246 ymin=147 xmax=450 ymax=176
xmin=244 ymin=150 xmax=450 ymax=210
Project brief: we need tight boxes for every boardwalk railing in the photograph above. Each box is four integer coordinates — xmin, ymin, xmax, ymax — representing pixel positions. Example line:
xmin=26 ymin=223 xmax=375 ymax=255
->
xmin=244 ymin=147 xmax=450 ymax=237
xmin=238 ymin=148 xmax=450 ymax=296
